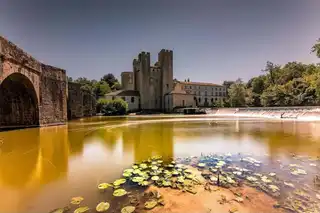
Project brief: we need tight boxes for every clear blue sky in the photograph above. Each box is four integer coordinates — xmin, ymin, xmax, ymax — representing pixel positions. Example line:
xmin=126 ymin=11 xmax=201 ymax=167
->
xmin=1 ymin=0 xmax=319 ymax=84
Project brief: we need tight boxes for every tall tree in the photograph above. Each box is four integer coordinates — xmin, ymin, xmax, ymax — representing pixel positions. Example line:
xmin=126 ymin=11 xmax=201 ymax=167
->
xmin=228 ymin=79 xmax=246 ymax=107
xmin=311 ymin=38 xmax=320 ymax=58
xmin=101 ymin=73 xmax=119 ymax=89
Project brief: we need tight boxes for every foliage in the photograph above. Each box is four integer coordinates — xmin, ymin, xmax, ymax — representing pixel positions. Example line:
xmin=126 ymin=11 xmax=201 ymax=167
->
xmin=312 ymin=38 xmax=320 ymax=58
xmin=98 ymin=98 xmax=128 ymax=115
xmin=228 ymin=79 xmax=246 ymax=107
xmin=222 ymin=39 xmax=320 ymax=107
xmin=68 ymin=73 xmax=121 ymax=98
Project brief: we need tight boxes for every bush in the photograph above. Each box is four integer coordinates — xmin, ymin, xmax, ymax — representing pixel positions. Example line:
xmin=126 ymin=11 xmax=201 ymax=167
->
xmin=97 ymin=98 xmax=128 ymax=115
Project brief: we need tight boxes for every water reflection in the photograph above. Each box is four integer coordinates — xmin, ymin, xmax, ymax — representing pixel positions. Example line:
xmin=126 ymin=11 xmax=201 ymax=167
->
xmin=0 ymin=117 xmax=320 ymax=212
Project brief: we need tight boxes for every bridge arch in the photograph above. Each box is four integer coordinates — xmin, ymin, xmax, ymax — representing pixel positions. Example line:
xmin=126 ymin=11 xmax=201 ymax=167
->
xmin=0 ymin=73 xmax=39 ymax=128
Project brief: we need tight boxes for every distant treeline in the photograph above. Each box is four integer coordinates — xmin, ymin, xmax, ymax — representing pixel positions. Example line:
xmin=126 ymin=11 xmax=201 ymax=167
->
xmin=219 ymin=38 xmax=320 ymax=108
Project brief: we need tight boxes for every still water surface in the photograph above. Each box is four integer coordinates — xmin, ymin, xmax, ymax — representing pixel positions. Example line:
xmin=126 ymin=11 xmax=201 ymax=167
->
xmin=1 ymin=116 xmax=320 ymax=213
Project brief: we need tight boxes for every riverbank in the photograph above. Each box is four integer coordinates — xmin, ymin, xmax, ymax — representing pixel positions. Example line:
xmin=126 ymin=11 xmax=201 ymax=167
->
xmin=209 ymin=107 xmax=320 ymax=121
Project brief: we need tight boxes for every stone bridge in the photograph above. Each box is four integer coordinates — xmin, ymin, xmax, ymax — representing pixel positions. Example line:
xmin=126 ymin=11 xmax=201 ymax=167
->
xmin=0 ymin=36 xmax=96 ymax=130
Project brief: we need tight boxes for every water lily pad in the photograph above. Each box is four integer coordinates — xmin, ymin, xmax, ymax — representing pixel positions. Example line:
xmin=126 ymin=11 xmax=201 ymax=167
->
xmin=139 ymin=181 xmax=150 ymax=186
xmin=246 ymin=176 xmax=258 ymax=182
xmin=123 ymin=172 xmax=132 ymax=177
xmin=144 ymin=199 xmax=158 ymax=209
xmin=151 ymin=166 xmax=158 ymax=170
xmin=177 ymin=176 xmax=185 ymax=183
xmin=162 ymin=180 xmax=172 ymax=187
xmin=183 ymin=179 xmax=192 ymax=186
xmin=186 ymin=187 xmax=197 ymax=194
xmin=132 ymin=176 xmax=145 ymax=183
xmin=113 ymin=179 xmax=126 ymax=186
xmin=198 ymin=163 xmax=206 ymax=168
xmin=96 ymin=202 xmax=110 ymax=212
xmin=133 ymin=169 xmax=141 ymax=174
xmin=185 ymin=174 xmax=194 ymax=179
xmin=261 ymin=176 xmax=272 ymax=183
xmin=132 ymin=165 xmax=139 ymax=169
xmin=124 ymin=169 xmax=134 ymax=173
xmin=269 ymin=185 xmax=279 ymax=192
xmin=74 ymin=207 xmax=89 ymax=213
xmin=113 ymin=189 xmax=127 ymax=197
xmin=157 ymin=160 xmax=163 ymax=164
xmin=140 ymin=163 xmax=148 ymax=169
xmin=172 ymin=170 xmax=179 ymax=176
xmin=151 ymin=161 xmax=158 ymax=165
xmin=226 ymin=176 xmax=236 ymax=184
xmin=98 ymin=183 xmax=112 ymax=190
xmin=184 ymin=169 xmax=192 ymax=173
xmin=70 ymin=196 xmax=84 ymax=205
xmin=151 ymin=176 xmax=159 ymax=181
xmin=121 ymin=206 xmax=136 ymax=213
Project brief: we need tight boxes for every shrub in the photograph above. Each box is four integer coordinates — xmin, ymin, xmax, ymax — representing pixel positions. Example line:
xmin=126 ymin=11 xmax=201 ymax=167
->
xmin=98 ymin=98 xmax=128 ymax=115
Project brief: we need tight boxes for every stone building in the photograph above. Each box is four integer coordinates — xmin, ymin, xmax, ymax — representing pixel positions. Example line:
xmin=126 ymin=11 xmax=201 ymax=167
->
xmin=113 ymin=49 xmax=173 ymax=112
xmin=164 ymin=80 xmax=227 ymax=111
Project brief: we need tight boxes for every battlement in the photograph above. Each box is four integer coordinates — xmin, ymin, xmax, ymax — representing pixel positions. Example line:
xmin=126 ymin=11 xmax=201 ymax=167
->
xmin=160 ymin=49 xmax=173 ymax=54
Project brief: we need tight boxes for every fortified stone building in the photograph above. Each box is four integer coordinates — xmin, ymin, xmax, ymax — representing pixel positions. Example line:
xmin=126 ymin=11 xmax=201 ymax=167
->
xmin=108 ymin=50 xmax=227 ymax=112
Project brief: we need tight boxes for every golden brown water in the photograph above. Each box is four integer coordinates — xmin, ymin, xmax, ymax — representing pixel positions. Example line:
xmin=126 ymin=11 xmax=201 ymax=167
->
xmin=1 ymin=116 xmax=320 ymax=213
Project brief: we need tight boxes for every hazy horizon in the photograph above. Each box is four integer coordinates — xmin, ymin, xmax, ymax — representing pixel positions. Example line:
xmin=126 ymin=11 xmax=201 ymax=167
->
xmin=1 ymin=0 xmax=320 ymax=84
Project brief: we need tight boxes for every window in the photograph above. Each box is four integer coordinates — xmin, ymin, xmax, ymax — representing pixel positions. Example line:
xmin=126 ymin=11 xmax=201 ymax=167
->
xmin=112 ymin=96 xmax=115 ymax=100
xmin=215 ymin=98 xmax=218 ymax=101
xmin=182 ymin=100 xmax=185 ymax=106
xmin=131 ymin=97 xmax=135 ymax=103
xmin=211 ymin=98 xmax=213 ymax=102
xmin=198 ymin=98 xmax=201 ymax=103
xmin=212 ymin=92 xmax=214 ymax=96
xmin=205 ymin=91 xmax=207 ymax=96
xmin=166 ymin=84 xmax=169 ymax=89
xmin=219 ymin=88 xmax=221 ymax=91
xmin=122 ymin=97 xmax=125 ymax=101
xmin=219 ymin=92 xmax=222 ymax=96
xmin=216 ymin=92 xmax=218 ymax=96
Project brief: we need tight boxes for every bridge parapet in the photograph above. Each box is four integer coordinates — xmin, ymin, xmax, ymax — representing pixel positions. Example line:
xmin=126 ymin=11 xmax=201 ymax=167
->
xmin=0 ymin=36 xmax=41 ymax=72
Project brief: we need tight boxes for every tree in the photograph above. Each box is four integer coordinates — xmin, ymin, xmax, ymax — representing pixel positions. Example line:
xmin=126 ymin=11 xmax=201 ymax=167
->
xmin=228 ymin=79 xmax=246 ymax=107
xmin=312 ymin=38 xmax=320 ymax=58
xmin=93 ymin=81 xmax=111 ymax=98
xmin=111 ymin=82 xmax=122 ymax=91
xmin=67 ymin=76 xmax=73 ymax=82
xmin=262 ymin=61 xmax=280 ymax=85
xmin=101 ymin=73 xmax=119 ymax=89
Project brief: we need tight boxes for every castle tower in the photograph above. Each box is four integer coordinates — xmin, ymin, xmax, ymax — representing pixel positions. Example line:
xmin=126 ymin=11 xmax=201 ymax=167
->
xmin=133 ymin=52 xmax=151 ymax=110
xmin=158 ymin=49 xmax=173 ymax=110
xmin=121 ymin=72 xmax=134 ymax=90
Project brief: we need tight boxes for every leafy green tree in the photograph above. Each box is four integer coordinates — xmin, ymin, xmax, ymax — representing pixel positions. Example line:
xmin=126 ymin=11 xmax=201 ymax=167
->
xmin=312 ymin=38 xmax=320 ymax=58
xmin=93 ymin=81 xmax=111 ymax=98
xmin=101 ymin=73 xmax=119 ymax=89
xmin=228 ymin=79 xmax=246 ymax=107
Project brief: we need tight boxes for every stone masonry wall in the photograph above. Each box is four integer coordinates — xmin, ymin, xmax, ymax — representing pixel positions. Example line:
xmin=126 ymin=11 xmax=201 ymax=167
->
xmin=67 ymin=82 xmax=83 ymax=119
xmin=39 ymin=64 xmax=67 ymax=125
xmin=83 ymin=91 xmax=96 ymax=117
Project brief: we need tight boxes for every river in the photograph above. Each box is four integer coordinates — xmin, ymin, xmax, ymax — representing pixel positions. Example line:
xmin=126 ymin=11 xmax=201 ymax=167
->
xmin=0 ymin=115 xmax=320 ymax=213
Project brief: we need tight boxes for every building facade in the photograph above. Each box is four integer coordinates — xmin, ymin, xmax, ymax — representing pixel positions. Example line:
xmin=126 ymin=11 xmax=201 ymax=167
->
xmin=105 ymin=90 xmax=140 ymax=112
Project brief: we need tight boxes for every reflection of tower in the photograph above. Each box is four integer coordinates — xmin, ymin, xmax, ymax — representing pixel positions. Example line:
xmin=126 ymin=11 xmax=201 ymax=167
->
xmin=133 ymin=122 xmax=174 ymax=163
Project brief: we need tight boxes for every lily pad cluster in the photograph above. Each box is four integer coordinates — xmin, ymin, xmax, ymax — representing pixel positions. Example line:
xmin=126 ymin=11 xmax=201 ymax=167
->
xmin=119 ymin=155 xmax=200 ymax=193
